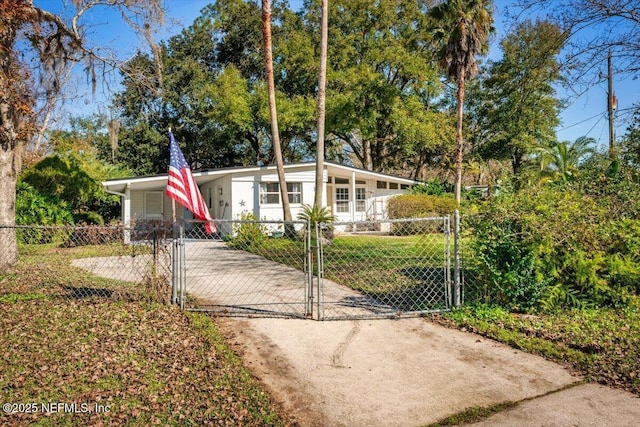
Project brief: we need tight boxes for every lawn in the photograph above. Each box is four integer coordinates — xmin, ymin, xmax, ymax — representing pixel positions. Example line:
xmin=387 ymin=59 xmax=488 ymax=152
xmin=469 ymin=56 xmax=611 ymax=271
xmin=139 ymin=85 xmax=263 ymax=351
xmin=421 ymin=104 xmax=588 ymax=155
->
xmin=430 ymin=304 xmax=640 ymax=396
xmin=240 ymin=232 xmax=451 ymax=311
xmin=0 ymin=245 xmax=290 ymax=426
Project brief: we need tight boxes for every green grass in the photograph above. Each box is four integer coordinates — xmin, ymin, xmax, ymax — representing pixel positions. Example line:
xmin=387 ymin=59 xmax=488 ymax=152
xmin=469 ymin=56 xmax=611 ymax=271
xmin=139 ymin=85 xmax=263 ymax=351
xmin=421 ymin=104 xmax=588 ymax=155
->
xmin=4 ymin=250 xmax=139 ymax=299
xmin=237 ymin=233 xmax=450 ymax=310
xmin=0 ymin=244 xmax=289 ymax=426
xmin=430 ymin=303 xmax=640 ymax=396
xmin=425 ymin=401 xmax=518 ymax=426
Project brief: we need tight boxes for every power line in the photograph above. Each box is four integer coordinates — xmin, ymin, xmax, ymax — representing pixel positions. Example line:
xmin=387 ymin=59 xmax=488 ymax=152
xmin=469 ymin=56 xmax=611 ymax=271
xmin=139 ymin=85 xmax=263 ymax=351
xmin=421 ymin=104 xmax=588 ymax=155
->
xmin=585 ymin=115 xmax=605 ymax=138
xmin=558 ymin=111 xmax=605 ymax=132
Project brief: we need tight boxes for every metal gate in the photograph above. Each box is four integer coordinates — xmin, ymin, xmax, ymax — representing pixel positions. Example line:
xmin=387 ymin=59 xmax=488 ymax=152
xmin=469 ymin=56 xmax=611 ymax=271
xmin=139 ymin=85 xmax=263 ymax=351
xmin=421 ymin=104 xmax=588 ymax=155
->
xmin=173 ymin=217 xmax=452 ymax=320
xmin=174 ymin=220 xmax=313 ymax=318
xmin=314 ymin=217 xmax=452 ymax=320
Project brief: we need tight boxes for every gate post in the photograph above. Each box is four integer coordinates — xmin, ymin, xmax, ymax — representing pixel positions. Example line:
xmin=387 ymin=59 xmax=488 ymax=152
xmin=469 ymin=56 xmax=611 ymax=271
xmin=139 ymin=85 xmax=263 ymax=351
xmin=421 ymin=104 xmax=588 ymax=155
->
xmin=171 ymin=223 xmax=179 ymax=305
xmin=315 ymin=222 xmax=323 ymax=320
xmin=179 ymin=224 xmax=186 ymax=310
xmin=453 ymin=209 xmax=461 ymax=307
xmin=305 ymin=220 xmax=313 ymax=318
xmin=445 ymin=216 xmax=452 ymax=309
xmin=171 ymin=233 xmax=177 ymax=305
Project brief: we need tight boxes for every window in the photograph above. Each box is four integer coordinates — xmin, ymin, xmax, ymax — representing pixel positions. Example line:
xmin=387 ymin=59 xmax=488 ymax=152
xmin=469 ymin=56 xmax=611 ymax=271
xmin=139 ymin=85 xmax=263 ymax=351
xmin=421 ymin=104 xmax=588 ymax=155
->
xmin=287 ymin=182 xmax=302 ymax=204
xmin=377 ymin=180 xmax=387 ymax=189
xmin=260 ymin=182 xmax=302 ymax=205
xmin=144 ymin=191 xmax=164 ymax=219
xmin=401 ymin=184 xmax=410 ymax=190
xmin=389 ymin=182 xmax=399 ymax=189
xmin=334 ymin=177 xmax=349 ymax=184
xmin=260 ymin=182 xmax=280 ymax=204
xmin=336 ymin=187 xmax=349 ymax=213
xmin=355 ymin=188 xmax=366 ymax=212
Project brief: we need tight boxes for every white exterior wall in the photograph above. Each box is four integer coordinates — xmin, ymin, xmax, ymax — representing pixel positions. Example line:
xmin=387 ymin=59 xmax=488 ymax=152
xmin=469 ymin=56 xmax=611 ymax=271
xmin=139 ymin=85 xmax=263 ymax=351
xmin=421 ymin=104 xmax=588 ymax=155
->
xmin=130 ymin=190 xmax=184 ymax=224
xmin=230 ymin=169 xmax=318 ymax=222
xmin=105 ymin=163 xmax=413 ymax=235
xmin=369 ymin=189 xmax=404 ymax=220
xmin=328 ymin=179 xmax=409 ymax=223
xmin=230 ymin=179 xmax=255 ymax=219
xmin=131 ymin=191 xmax=144 ymax=221
xmin=200 ymin=176 xmax=231 ymax=221
xmin=329 ymin=176 xmax=379 ymax=223
xmin=131 ymin=191 xmax=167 ymax=221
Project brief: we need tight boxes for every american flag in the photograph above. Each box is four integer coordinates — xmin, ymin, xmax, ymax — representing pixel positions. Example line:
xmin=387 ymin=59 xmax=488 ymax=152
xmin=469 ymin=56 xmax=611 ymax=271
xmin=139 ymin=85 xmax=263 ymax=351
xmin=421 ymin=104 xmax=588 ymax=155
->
xmin=166 ymin=132 xmax=216 ymax=234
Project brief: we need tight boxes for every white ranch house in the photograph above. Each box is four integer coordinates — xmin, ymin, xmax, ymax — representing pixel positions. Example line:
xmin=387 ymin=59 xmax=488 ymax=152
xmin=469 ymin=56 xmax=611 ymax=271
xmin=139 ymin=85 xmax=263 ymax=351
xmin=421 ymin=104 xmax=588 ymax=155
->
xmin=102 ymin=161 xmax=417 ymax=231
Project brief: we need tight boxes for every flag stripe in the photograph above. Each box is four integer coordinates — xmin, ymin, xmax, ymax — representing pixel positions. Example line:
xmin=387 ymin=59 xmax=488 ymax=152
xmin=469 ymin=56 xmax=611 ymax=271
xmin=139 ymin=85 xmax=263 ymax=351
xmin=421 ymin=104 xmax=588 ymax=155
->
xmin=165 ymin=132 xmax=216 ymax=234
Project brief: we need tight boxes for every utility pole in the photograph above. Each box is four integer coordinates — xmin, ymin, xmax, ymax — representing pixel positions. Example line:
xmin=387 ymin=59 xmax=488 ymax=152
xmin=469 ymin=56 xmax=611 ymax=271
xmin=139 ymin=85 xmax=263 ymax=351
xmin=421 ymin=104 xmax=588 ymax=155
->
xmin=607 ymin=50 xmax=616 ymax=158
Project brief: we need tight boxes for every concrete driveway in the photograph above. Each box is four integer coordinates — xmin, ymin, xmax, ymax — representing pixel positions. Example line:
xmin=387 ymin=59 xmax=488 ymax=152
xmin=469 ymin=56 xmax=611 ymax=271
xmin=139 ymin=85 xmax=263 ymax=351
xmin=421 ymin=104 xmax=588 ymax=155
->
xmin=180 ymin=240 xmax=432 ymax=319
xmin=216 ymin=315 xmax=640 ymax=426
xmin=76 ymin=241 xmax=640 ymax=426
xmin=181 ymin=243 xmax=640 ymax=426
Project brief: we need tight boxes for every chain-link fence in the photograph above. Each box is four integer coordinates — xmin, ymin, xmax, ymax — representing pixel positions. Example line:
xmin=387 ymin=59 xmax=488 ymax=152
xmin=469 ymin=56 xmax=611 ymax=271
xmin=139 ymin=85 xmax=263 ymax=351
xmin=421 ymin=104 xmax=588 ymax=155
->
xmin=456 ymin=214 xmax=486 ymax=306
xmin=1 ymin=224 xmax=173 ymax=303
xmin=3 ymin=215 xmax=482 ymax=318
xmin=175 ymin=219 xmax=313 ymax=318
xmin=317 ymin=218 xmax=451 ymax=319
xmin=172 ymin=217 xmax=452 ymax=320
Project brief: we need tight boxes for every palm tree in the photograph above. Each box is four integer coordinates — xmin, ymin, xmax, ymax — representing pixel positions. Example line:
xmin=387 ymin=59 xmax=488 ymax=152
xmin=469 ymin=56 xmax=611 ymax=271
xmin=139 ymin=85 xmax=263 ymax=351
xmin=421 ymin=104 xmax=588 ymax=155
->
xmin=262 ymin=0 xmax=293 ymax=232
xmin=314 ymin=0 xmax=329 ymax=209
xmin=538 ymin=137 xmax=596 ymax=182
xmin=430 ymin=0 xmax=494 ymax=204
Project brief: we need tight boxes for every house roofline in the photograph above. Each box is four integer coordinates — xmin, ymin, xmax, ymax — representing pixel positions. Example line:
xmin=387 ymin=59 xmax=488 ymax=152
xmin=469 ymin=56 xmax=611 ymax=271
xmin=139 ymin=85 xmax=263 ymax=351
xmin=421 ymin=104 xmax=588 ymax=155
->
xmin=324 ymin=162 xmax=417 ymax=184
xmin=102 ymin=161 xmax=419 ymax=188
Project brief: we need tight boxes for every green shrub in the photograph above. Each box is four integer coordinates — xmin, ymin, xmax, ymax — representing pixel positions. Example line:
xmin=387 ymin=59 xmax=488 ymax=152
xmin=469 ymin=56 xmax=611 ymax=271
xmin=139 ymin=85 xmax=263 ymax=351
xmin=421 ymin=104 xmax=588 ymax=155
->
xmin=387 ymin=194 xmax=457 ymax=219
xmin=606 ymin=253 xmax=640 ymax=295
xmin=15 ymin=182 xmax=74 ymax=244
xmin=469 ymin=173 xmax=640 ymax=312
xmin=466 ymin=215 xmax=550 ymax=312
xmin=16 ymin=182 xmax=74 ymax=226
xmin=20 ymin=155 xmax=99 ymax=213
xmin=387 ymin=194 xmax=457 ymax=235
xmin=74 ymin=211 xmax=105 ymax=225
xmin=229 ymin=211 xmax=267 ymax=249
xmin=20 ymin=153 xmax=122 ymax=223
xmin=409 ymin=179 xmax=450 ymax=196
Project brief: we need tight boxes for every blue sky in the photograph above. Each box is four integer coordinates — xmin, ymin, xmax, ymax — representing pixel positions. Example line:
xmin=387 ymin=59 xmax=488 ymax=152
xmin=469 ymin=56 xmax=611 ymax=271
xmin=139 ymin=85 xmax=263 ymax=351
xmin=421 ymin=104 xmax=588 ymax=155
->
xmin=33 ymin=0 xmax=637 ymax=150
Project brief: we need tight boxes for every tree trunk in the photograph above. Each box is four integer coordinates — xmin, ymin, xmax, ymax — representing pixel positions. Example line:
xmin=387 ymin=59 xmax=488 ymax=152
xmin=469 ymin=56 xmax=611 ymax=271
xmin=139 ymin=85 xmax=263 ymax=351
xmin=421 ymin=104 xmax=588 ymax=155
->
xmin=0 ymin=92 xmax=20 ymax=270
xmin=0 ymin=143 xmax=19 ymax=270
xmin=314 ymin=0 xmax=329 ymax=209
xmin=363 ymin=138 xmax=373 ymax=170
xmin=0 ymin=18 xmax=23 ymax=271
xmin=454 ymin=71 xmax=465 ymax=205
xmin=262 ymin=1 xmax=293 ymax=229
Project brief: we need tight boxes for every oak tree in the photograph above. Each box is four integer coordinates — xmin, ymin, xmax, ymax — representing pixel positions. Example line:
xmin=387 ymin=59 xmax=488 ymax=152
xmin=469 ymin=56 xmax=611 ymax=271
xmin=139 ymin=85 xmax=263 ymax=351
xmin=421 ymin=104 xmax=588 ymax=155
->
xmin=0 ymin=0 xmax=163 ymax=270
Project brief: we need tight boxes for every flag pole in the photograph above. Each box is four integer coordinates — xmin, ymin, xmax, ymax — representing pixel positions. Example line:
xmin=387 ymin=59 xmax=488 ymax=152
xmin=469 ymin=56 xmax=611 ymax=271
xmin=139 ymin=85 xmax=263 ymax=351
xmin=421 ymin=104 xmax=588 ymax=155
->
xmin=169 ymin=127 xmax=176 ymax=224
xmin=168 ymin=127 xmax=178 ymax=306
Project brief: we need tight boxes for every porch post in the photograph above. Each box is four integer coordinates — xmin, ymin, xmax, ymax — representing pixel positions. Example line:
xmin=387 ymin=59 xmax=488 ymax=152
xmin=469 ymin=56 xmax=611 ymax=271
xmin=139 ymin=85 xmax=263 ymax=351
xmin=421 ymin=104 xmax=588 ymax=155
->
xmin=123 ymin=184 xmax=131 ymax=244
xmin=322 ymin=169 xmax=328 ymax=207
xmin=351 ymin=171 xmax=356 ymax=222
